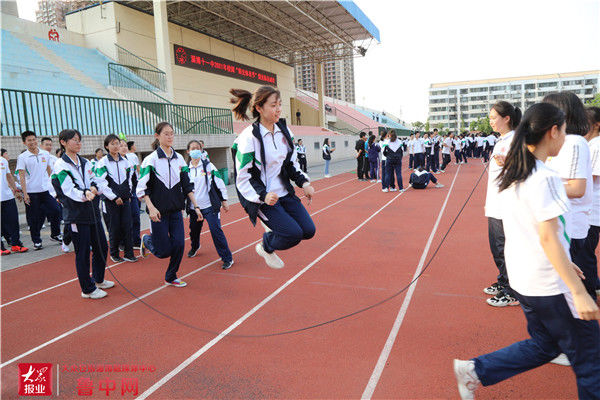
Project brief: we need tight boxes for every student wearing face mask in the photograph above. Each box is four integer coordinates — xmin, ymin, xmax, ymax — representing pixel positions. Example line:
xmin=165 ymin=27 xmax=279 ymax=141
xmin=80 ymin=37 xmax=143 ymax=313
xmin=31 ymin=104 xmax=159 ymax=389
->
xmin=186 ymin=140 xmax=233 ymax=270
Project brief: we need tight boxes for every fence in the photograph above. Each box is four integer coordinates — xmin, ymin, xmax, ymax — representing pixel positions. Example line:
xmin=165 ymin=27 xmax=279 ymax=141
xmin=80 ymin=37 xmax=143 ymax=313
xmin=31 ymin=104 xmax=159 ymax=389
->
xmin=1 ymin=89 xmax=233 ymax=137
xmin=115 ymin=44 xmax=166 ymax=91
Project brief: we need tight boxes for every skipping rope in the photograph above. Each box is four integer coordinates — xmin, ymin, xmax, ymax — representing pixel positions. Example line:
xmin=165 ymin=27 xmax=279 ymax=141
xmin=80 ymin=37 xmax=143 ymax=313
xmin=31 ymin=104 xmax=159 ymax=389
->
xmin=90 ymin=164 xmax=488 ymax=339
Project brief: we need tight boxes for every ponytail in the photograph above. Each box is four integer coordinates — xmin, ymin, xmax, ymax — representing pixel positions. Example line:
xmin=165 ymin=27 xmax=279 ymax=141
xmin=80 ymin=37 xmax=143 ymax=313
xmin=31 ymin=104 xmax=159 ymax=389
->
xmin=497 ymin=103 xmax=565 ymax=191
xmin=230 ymin=89 xmax=252 ymax=121
xmin=492 ymin=101 xmax=522 ymax=130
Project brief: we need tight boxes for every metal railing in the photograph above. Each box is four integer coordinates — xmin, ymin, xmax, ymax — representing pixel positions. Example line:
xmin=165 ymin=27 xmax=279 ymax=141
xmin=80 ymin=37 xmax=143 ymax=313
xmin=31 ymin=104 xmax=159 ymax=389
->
xmin=115 ymin=44 xmax=166 ymax=91
xmin=108 ymin=63 xmax=170 ymax=104
xmin=1 ymin=89 xmax=233 ymax=137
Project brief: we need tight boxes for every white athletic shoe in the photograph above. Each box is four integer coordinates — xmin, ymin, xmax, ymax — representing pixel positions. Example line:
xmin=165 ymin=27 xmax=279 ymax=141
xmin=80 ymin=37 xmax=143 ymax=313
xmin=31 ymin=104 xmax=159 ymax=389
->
xmin=376 ymin=179 xmax=382 ymax=183
xmin=382 ymin=188 xmax=389 ymax=192
xmin=81 ymin=288 xmax=107 ymax=299
xmin=370 ymin=179 xmax=376 ymax=183
xmin=435 ymin=183 xmax=445 ymax=188
xmin=325 ymin=174 xmax=331 ymax=178
xmin=550 ymin=353 xmax=570 ymax=366
xmin=96 ymin=280 xmax=115 ymax=289
xmin=61 ymin=242 xmax=70 ymax=253
xmin=453 ymin=359 xmax=480 ymax=400
xmin=389 ymin=188 xmax=398 ymax=192
xmin=260 ymin=220 xmax=272 ymax=233
xmin=255 ymin=243 xmax=284 ymax=269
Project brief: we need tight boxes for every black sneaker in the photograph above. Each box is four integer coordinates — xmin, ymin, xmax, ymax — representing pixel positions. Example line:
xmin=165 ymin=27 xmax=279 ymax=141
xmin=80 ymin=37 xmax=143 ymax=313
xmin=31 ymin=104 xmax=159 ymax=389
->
xmin=110 ymin=255 xmax=124 ymax=263
xmin=118 ymin=245 xmax=125 ymax=252
xmin=222 ymin=260 xmax=234 ymax=270
xmin=33 ymin=242 xmax=43 ymax=250
xmin=187 ymin=247 xmax=200 ymax=258
xmin=49 ymin=234 xmax=62 ymax=242
xmin=486 ymin=293 xmax=519 ymax=307
xmin=123 ymin=256 xmax=138 ymax=263
xmin=483 ymin=282 xmax=502 ymax=296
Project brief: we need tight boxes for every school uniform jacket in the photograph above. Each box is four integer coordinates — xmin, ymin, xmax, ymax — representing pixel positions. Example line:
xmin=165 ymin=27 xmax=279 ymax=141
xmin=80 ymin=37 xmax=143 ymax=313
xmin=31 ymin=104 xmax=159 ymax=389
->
xmin=383 ymin=141 xmax=404 ymax=162
xmin=51 ymin=154 xmax=102 ymax=224
xmin=136 ymin=147 xmax=194 ymax=215
xmin=188 ymin=158 xmax=228 ymax=213
xmin=232 ymin=118 xmax=308 ymax=225
xmin=94 ymin=154 xmax=133 ymax=201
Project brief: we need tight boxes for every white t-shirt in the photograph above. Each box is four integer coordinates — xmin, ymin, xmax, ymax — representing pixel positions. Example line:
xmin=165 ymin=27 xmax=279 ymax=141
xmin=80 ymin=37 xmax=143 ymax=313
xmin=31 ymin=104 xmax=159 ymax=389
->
xmin=15 ymin=148 xmax=51 ymax=193
xmin=546 ymin=135 xmax=592 ymax=239
xmin=442 ymin=138 xmax=452 ymax=155
xmin=260 ymin=123 xmax=291 ymax=198
xmin=412 ymin=138 xmax=425 ymax=153
xmin=452 ymin=138 xmax=462 ymax=150
xmin=501 ymin=160 xmax=571 ymax=297
xmin=485 ymin=131 xmax=515 ymax=219
xmin=588 ymin=136 xmax=600 ymax=227
xmin=486 ymin=135 xmax=497 ymax=146
xmin=476 ymin=136 xmax=485 ymax=147
xmin=380 ymin=139 xmax=390 ymax=161
xmin=0 ymin=157 xmax=15 ymax=201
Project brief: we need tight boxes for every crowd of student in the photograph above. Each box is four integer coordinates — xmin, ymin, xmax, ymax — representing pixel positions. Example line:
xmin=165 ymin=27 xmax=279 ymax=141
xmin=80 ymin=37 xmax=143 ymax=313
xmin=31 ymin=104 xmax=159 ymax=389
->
xmin=1 ymin=85 xmax=599 ymax=398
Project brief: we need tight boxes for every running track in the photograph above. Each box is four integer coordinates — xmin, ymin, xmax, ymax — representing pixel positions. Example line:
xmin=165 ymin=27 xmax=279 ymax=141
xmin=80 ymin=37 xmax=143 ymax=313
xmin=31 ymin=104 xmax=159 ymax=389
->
xmin=1 ymin=161 xmax=595 ymax=399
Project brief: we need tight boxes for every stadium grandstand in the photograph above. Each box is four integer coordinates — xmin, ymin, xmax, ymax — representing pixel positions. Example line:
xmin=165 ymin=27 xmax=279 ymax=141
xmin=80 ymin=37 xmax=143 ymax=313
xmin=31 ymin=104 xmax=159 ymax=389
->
xmin=1 ymin=0 xmax=384 ymax=180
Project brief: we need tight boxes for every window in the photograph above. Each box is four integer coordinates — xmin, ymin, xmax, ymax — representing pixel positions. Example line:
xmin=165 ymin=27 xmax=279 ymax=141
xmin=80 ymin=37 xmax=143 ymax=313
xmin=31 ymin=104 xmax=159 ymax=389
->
xmin=314 ymin=142 xmax=320 ymax=150
xmin=331 ymin=141 xmax=336 ymax=148
xmin=525 ymin=83 xmax=535 ymax=90
xmin=345 ymin=140 xmax=348 ymax=147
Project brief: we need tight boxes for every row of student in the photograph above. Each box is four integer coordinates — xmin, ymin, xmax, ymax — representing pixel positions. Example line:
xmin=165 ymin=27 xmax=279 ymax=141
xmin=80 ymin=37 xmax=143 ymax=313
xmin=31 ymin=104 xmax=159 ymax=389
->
xmin=51 ymin=85 xmax=315 ymax=299
xmin=454 ymin=95 xmax=600 ymax=399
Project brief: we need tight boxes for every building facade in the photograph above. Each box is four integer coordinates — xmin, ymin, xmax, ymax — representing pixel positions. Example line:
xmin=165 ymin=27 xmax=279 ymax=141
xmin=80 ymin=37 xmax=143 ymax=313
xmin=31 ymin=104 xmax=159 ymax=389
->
xmin=428 ymin=70 xmax=600 ymax=131
xmin=294 ymin=47 xmax=356 ymax=104
xmin=35 ymin=0 xmax=92 ymax=28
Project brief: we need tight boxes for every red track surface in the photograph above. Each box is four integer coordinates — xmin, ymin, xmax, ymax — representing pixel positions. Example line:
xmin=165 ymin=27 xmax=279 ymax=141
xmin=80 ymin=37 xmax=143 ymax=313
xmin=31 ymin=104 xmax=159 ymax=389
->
xmin=1 ymin=163 xmax=597 ymax=399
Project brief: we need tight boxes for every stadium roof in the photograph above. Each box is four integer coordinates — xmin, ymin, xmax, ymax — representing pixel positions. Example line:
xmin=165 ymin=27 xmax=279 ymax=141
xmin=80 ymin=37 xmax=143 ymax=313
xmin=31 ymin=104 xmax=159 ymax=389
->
xmin=115 ymin=0 xmax=380 ymax=65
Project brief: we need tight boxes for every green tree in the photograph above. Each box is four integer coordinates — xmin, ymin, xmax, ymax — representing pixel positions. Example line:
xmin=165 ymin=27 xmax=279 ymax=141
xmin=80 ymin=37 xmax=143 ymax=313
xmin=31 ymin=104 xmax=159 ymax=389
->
xmin=586 ymin=92 xmax=600 ymax=107
xmin=470 ymin=116 xmax=492 ymax=134
xmin=412 ymin=121 xmax=424 ymax=131
xmin=424 ymin=119 xmax=431 ymax=132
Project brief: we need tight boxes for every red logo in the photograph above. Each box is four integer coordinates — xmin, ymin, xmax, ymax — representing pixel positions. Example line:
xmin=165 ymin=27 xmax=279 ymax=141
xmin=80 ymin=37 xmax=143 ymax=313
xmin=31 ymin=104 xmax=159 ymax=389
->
xmin=175 ymin=47 xmax=187 ymax=64
xmin=48 ymin=29 xmax=60 ymax=42
xmin=18 ymin=363 xmax=52 ymax=396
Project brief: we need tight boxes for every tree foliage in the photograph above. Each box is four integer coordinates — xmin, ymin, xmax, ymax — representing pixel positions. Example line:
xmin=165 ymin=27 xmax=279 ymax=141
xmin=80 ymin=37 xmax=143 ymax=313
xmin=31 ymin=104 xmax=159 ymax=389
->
xmin=469 ymin=116 xmax=492 ymax=134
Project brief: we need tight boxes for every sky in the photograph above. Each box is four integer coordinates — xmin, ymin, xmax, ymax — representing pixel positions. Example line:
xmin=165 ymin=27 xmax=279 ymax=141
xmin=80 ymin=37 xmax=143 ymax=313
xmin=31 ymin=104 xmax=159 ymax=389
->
xmin=14 ymin=0 xmax=600 ymax=123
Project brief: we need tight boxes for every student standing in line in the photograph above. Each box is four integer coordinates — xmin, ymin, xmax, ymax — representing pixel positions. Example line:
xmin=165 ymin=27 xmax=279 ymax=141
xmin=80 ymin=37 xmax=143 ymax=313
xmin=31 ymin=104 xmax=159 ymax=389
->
xmin=453 ymin=134 xmax=463 ymax=164
xmin=138 ymin=122 xmax=203 ymax=287
xmin=454 ymin=103 xmax=600 ymax=400
xmin=545 ymin=92 xmax=595 ymax=300
xmin=355 ymin=132 xmax=367 ymax=181
xmin=186 ymin=140 xmax=233 ymax=269
xmin=383 ymin=130 xmax=405 ymax=192
xmin=52 ymin=129 xmax=113 ymax=299
xmin=380 ymin=131 xmax=395 ymax=191
xmin=16 ymin=131 xmax=62 ymax=250
xmin=483 ymin=101 xmax=522 ymax=307
xmin=367 ymin=135 xmax=380 ymax=183
xmin=94 ymin=134 xmax=137 ymax=264
xmin=230 ymin=86 xmax=316 ymax=269
xmin=0 ymin=148 xmax=28 ymax=254
xmin=91 ymin=148 xmax=104 ymax=172
xmin=412 ymin=132 xmax=425 ymax=169
xmin=460 ymin=135 xmax=469 ymax=164
xmin=433 ymin=129 xmax=441 ymax=172
xmin=323 ymin=138 xmax=335 ymax=178
xmin=295 ymin=139 xmax=307 ymax=173
xmin=363 ymin=133 xmax=372 ymax=179
xmin=440 ymin=133 xmax=453 ymax=172
xmin=125 ymin=141 xmax=141 ymax=249
xmin=423 ymin=133 xmax=433 ymax=172
xmin=585 ymin=106 xmax=600 ymax=301
xmin=475 ymin=133 xmax=484 ymax=158
xmin=408 ymin=133 xmax=415 ymax=169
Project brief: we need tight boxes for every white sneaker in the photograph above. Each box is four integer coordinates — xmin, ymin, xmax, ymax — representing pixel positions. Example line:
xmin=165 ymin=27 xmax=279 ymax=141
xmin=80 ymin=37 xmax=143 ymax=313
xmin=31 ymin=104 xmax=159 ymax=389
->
xmin=550 ymin=353 xmax=570 ymax=366
xmin=369 ymin=179 xmax=376 ymax=183
xmin=81 ymin=288 xmax=107 ymax=299
xmin=376 ymin=179 xmax=382 ymax=183
xmin=255 ymin=243 xmax=284 ymax=269
xmin=324 ymin=174 xmax=331 ymax=178
xmin=382 ymin=188 xmax=389 ymax=192
xmin=389 ymin=188 xmax=398 ymax=192
xmin=453 ymin=359 xmax=480 ymax=400
xmin=260 ymin=220 xmax=272 ymax=233
xmin=61 ymin=242 xmax=70 ymax=253
xmin=96 ymin=280 xmax=115 ymax=289
xmin=435 ymin=183 xmax=445 ymax=188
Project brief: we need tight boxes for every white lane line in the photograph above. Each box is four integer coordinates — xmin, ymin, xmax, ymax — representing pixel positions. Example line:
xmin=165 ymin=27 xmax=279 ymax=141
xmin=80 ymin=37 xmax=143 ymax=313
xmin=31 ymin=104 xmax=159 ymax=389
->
xmin=361 ymin=166 xmax=461 ymax=400
xmin=136 ymin=190 xmax=407 ymax=400
xmin=0 ymin=182 xmax=378 ymax=369
xmin=0 ymin=176 xmax=358 ymax=308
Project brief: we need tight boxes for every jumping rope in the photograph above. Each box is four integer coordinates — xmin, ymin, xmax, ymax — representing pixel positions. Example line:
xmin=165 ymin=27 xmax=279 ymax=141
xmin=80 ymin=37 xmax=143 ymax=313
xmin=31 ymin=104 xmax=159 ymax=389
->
xmin=88 ymin=163 xmax=489 ymax=338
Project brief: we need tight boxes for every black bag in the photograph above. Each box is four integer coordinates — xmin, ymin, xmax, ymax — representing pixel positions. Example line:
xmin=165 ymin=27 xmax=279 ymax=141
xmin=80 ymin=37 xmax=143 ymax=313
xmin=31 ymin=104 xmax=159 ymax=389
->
xmin=322 ymin=146 xmax=331 ymax=160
